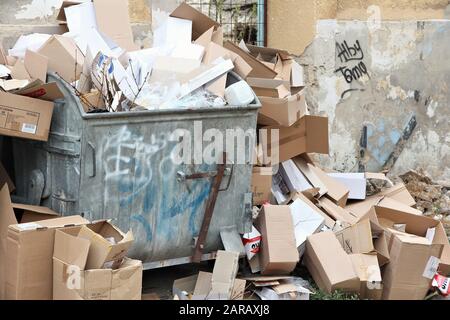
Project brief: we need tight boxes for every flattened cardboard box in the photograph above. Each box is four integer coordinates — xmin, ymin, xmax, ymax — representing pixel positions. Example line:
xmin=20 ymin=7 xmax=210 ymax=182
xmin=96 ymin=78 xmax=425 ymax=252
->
xmin=259 ymin=115 xmax=329 ymax=166
xmin=251 ymin=167 xmax=273 ymax=205
xmin=53 ymin=227 xmax=142 ymax=300
xmin=210 ymin=251 xmax=240 ymax=300
xmin=173 ymin=272 xmax=246 ymax=300
xmin=255 ymin=205 xmax=299 ymax=275
xmin=304 ymin=231 xmax=360 ymax=294
xmin=0 ymin=92 xmax=54 ymax=141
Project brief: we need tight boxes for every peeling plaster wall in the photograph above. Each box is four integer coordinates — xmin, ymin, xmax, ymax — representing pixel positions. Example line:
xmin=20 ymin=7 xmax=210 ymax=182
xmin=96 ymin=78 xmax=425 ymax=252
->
xmin=267 ymin=0 xmax=450 ymax=55
xmin=301 ymin=20 xmax=450 ymax=183
xmin=0 ymin=0 xmax=152 ymax=51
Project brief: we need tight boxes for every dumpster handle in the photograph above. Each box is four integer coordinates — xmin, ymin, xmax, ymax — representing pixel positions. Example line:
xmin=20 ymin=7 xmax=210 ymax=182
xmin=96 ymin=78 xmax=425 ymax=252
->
xmin=87 ymin=142 xmax=96 ymax=177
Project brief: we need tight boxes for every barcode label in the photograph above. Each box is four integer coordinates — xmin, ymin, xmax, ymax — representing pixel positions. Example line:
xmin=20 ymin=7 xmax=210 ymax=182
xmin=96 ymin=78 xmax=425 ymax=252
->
xmin=22 ymin=123 xmax=37 ymax=134
xmin=423 ymin=256 xmax=440 ymax=279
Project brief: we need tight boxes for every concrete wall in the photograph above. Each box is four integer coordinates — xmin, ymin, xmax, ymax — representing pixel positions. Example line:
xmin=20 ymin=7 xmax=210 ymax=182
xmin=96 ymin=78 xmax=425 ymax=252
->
xmin=301 ymin=20 xmax=450 ymax=183
xmin=0 ymin=0 xmax=152 ymax=51
xmin=267 ymin=0 xmax=450 ymax=55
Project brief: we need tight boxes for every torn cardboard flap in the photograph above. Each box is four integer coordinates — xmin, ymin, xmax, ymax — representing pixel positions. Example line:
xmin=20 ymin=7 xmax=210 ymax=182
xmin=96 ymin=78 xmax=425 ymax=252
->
xmin=170 ymin=2 xmax=220 ymax=41
xmin=379 ymin=183 xmax=416 ymax=207
xmin=307 ymin=164 xmax=349 ymax=207
xmin=373 ymin=205 xmax=450 ymax=273
xmin=16 ymin=81 xmax=64 ymax=102
xmin=54 ymin=228 xmax=91 ymax=269
xmin=260 ymin=115 xmax=329 ymax=166
xmin=335 ymin=219 xmax=374 ymax=255
xmin=210 ymin=250 xmax=240 ymax=300
xmin=12 ymin=203 xmax=59 ymax=223
xmin=77 ymin=221 xmax=134 ymax=270
xmin=24 ymin=49 xmax=48 ymax=82
xmin=224 ymin=41 xmax=277 ymax=79
xmin=38 ymin=35 xmax=84 ymax=84
xmin=10 ymin=59 xmax=31 ymax=81
xmin=292 ymin=155 xmax=328 ymax=197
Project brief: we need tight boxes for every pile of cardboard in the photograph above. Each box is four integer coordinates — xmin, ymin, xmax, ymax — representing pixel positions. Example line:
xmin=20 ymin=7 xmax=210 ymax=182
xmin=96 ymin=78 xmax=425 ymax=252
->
xmin=246 ymin=153 xmax=450 ymax=300
xmin=0 ymin=183 xmax=142 ymax=300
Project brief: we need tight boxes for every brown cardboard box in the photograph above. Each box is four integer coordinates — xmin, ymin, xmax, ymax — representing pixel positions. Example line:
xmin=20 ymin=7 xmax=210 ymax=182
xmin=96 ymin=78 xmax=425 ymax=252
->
xmin=52 ymin=227 xmax=142 ymax=300
xmin=349 ymin=253 xmax=382 ymax=300
xmin=0 ymin=184 xmax=64 ymax=299
xmin=1 ymin=183 xmax=88 ymax=300
xmin=381 ymin=229 xmax=442 ymax=300
xmin=38 ymin=35 xmax=84 ymax=83
xmin=255 ymin=205 xmax=299 ymax=275
xmin=77 ymin=221 xmax=133 ymax=270
xmin=5 ymin=215 xmax=88 ymax=300
xmin=251 ymin=167 xmax=273 ymax=205
xmin=304 ymin=231 xmax=360 ymax=294
xmin=374 ymin=205 xmax=450 ymax=277
xmin=256 ymin=90 xmax=308 ymax=127
xmin=246 ymin=44 xmax=304 ymax=88
xmin=0 ymin=91 xmax=54 ymax=141
xmin=260 ymin=115 xmax=329 ymax=166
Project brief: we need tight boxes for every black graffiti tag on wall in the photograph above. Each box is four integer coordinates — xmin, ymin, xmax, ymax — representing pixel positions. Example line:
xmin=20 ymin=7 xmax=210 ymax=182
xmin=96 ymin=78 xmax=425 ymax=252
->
xmin=335 ymin=40 xmax=368 ymax=84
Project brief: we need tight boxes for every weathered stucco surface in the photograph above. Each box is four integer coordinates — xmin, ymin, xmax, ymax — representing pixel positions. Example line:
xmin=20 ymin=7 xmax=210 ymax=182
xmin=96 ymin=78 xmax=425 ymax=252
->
xmin=267 ymin=0 xmax=450 ymax=55
xmin=301 ymin=20 xmax=450 ymax=183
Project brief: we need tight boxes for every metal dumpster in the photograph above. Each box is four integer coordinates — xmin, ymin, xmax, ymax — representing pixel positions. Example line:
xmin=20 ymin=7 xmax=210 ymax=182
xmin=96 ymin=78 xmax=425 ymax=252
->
xmin=13 ymin=73 xmax=260 ymax=269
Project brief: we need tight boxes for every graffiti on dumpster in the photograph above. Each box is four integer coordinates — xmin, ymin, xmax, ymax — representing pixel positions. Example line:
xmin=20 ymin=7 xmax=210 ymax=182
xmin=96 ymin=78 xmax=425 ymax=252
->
xmin=335 ymin=40 xmax=369 ymax=98
xmin=101 ymin=126 xmax=213 ymax=242
xmin=102 ymin=126 xmax=168 ymax=202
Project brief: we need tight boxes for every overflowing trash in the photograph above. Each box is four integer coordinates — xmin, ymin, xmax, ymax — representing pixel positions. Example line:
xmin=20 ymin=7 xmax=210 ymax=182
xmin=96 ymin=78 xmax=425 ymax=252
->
xmin=0 ymin=1 xmax=449 ymax=302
